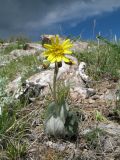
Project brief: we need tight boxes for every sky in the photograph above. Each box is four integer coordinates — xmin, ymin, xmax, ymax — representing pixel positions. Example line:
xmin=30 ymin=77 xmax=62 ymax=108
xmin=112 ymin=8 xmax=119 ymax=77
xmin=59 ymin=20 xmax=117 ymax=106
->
xmin=0 ymin=0 xmax=120 ymax=41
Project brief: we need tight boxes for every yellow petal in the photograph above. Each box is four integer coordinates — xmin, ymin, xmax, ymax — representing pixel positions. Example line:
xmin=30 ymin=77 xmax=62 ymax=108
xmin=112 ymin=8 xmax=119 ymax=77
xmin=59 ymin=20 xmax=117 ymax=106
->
xmin=43 ymin=51 xmax=51 ymax=56
xmin=51 ymin=57 xmax=56 ymax=63
xmin=43 ymin=52 xmax=48 ymax=56
xmin=63 ymin=44 xmax=73 ymax=49
xmin=62 ymin=56 xmax=70 ymax=62
xmin=62 ymin=39 xmax=71 ymax=46
xmin=64 ymin=50 xmax=72 ymax=54
xmin=56 ymin=56 xmax=62 ymax=62
xmin=44 ymin=44 xmax=52 ymax=49
xmin=47 ymin=54 xmax=54 ymax=61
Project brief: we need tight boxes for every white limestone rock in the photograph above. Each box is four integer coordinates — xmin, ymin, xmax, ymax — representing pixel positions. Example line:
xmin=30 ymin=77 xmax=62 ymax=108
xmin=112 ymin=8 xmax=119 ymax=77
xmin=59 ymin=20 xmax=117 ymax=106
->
xmin=7 ymin=56 xmax=95 ymax=100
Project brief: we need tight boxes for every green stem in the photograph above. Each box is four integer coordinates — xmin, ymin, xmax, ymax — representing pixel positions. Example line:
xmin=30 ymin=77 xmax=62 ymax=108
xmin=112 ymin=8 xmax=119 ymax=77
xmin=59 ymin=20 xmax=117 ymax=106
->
xmin=53 ymin=62 xmax=58 ymax=106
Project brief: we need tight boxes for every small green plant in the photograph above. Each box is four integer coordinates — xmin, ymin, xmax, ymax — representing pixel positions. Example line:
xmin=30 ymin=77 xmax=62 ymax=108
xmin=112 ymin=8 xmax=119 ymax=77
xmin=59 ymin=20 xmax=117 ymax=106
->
xmin=3 ymin=43 xmax=18 ymax=54
xmin=113 ymin=109 xmax=120 ymax=121
xmin=56 ymin=81 xmax=70 ymax=105
xmin=95 ymin=110 xmax=107 ymax=122
xmin=6 ymin=140 xmax=27 ymax=160
xmin=85 ymin=128 xmax=104 ymax=149
xmin=111 ymin=88 xmax=120 ymax=123
xmin=84 ymin=111 xmax=106 ymax=149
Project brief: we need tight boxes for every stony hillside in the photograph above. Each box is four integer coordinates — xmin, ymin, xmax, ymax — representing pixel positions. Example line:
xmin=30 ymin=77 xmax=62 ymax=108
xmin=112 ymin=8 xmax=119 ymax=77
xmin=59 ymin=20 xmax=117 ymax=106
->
xmin=0 ymin=36 xmax=120 ymax=160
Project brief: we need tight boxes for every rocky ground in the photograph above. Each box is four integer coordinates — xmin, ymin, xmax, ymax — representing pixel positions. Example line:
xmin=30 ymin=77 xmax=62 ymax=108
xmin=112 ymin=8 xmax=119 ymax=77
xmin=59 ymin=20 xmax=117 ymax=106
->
xmin=0 ymin=39 xmax=120 ymax=160
xmin=19 ymin=80 xmax=120 ymax=160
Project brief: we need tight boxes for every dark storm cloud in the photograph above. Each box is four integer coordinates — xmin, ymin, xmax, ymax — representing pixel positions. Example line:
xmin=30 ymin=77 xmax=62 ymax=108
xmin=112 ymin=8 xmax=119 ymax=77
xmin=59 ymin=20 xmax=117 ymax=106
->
xmin=0 ymin=0 xmax=120 ymax=39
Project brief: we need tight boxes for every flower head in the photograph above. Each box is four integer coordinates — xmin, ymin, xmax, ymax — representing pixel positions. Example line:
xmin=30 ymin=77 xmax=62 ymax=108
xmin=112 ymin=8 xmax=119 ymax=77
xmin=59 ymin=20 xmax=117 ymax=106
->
xmin=43 ymin=35 xmax=73 ymax=63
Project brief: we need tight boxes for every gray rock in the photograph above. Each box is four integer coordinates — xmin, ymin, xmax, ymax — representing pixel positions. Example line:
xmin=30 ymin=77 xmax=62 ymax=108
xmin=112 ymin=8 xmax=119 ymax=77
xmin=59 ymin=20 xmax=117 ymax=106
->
xmin=98 ymin=122 xmax=120 ymax=137
xmin=44 ymin=141 xmax=75 ymax=152
xmin=6 ymin=76 xmax=22 ymax=95
xmin=100 ymin=89 xmax=117 ymax=101
xmin=10 ymin=49 xmax=36 ymax=59
xmin=103 ymin=136 xmax=117 ymax=153
xmin=27 ymin=43 xmax=45 ymax=51
xmin=72 ymin=41 xmax=88 ymax=52
xmin=83 ymin=122 xmax=120 ymax=137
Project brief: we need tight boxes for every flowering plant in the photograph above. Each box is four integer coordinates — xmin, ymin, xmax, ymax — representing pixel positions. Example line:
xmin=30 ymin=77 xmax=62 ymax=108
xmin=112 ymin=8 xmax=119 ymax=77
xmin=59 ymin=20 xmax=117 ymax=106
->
xmin=43 ymin=35 xmax=73 ymax=105
xmin=43 ymin=35 xmax=78 ymax=137
xmin=43 ymin=35 xmax=73 ymax=63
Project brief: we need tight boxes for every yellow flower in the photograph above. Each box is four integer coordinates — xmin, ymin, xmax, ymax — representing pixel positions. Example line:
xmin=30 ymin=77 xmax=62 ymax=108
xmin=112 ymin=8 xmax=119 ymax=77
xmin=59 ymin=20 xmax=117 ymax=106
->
xmin=43 ymin=35 xmax=73 ymax=63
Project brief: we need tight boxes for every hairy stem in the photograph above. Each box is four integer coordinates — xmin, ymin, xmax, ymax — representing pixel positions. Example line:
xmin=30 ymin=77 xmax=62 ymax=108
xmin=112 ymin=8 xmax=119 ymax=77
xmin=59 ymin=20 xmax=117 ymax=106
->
xmin=53 ymin=62 xmax=58 ymax=106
